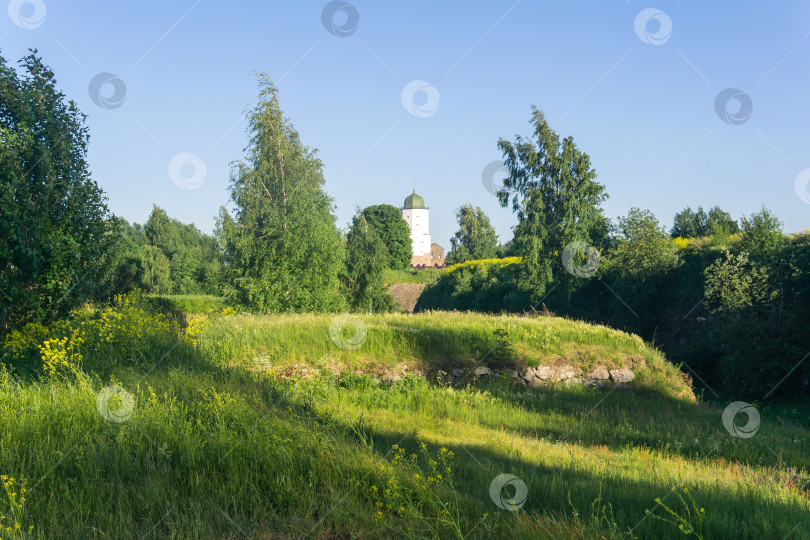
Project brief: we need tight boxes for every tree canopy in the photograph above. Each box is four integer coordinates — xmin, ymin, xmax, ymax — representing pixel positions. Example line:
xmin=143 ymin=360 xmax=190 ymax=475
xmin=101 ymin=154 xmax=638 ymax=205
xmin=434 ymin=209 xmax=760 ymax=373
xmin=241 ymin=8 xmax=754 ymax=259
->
xmin=0 ymin=50 xmax=119 ymax=334
xmin=342 ymin=212 xmax=394 ymax=312
xmin=671 ymin=205 xmax=738 ymax=239
xmin=605 ymin=207 xmax=680 ymax=281
xmin=361 ymin=204 xmax=412 ymax=270
xmin=447 ymin=204 xmax=499 ymax=265
xmin=218 ymin=74 xmax=344 ymax=312
xmin=497 ymin=106 xmax=608 ymax=305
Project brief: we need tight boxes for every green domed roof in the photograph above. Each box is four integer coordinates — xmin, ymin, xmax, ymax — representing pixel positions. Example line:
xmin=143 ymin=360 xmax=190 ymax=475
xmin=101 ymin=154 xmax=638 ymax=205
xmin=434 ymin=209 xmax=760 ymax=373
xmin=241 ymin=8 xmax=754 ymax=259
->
xmin=403 ymin=190 xmax=426 ymax=209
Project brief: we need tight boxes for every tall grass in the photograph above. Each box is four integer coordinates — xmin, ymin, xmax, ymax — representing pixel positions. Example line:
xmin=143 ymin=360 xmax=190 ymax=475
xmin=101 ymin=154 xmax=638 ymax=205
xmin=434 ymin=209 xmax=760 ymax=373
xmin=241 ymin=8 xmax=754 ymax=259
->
xmin=383 ymin=268 xmax=442 ymax=284
xmin=196 ymin=311 xmax=692 ymax=400
xmin=0 ymin=302 xmax=807 ymax=538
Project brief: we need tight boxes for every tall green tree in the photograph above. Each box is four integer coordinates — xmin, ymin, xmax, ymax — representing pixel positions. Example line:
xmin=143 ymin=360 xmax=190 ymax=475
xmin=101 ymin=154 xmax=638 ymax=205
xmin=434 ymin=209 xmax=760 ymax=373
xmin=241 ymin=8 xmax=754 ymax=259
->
xmin=361 ymin=204 xmax=412 ymax=270
xmin=218 ymin=75 xmax=344 ymax=312
xmin=706 ymin=206 xmax=739 ymax=237
xmin=342 ymin=212 xmax=394 ymax=312
xmin=447 ymin=204 xmax=499 ymax=264
xmin=139 ymin=245 xmax=171 ymax=294
xmin=0 ymin=50 xmax=119 ymax=334
xmin=104 ymin=218 xmax=146 ymax=296
xmin=671 ymin=206 xmax=707 ymax=238
xmin=497 ymin=106 xmax=608 ymax=305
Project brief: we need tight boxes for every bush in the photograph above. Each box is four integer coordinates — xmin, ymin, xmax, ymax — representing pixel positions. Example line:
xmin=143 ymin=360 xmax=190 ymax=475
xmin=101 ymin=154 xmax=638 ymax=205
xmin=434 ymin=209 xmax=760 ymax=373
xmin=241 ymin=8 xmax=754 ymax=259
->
xmin=0 ymin=51 xmax=119 ymax=335
xmin=415 ymin=258 xmax=526 ymax=312
xmin=1 ymin=293 xmax=178 ymax=378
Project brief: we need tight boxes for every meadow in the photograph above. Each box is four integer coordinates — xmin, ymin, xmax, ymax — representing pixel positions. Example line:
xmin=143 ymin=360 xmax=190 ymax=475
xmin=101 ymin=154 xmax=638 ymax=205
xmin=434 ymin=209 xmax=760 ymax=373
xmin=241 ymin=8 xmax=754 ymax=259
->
xmin=0 ymin=295 xmax=808 ymax=539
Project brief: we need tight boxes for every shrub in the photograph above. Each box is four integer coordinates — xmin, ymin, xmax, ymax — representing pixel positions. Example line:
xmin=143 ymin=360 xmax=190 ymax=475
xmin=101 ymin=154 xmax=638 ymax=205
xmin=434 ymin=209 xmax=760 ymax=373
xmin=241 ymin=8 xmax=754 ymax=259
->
xmin=415 ymin=258 xmax=525 ymax=312
xmin=1 ymin=293 xmax=177 ymax=378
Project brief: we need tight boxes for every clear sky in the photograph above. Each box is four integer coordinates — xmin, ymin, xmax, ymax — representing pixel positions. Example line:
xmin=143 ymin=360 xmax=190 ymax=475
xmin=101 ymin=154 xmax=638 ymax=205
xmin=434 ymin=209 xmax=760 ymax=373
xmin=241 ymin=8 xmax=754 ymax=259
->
xmin=3 ymin=1 xmax=810 ymax=245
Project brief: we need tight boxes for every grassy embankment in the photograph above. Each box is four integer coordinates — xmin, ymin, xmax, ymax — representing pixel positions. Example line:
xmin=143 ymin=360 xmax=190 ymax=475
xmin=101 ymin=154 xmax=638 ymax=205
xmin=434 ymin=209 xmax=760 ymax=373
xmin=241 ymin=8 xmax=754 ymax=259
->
xmin=0 ymin=295 xmax=808 ymax=538
xmin=383 ymin=268 xmax=442 ymax=284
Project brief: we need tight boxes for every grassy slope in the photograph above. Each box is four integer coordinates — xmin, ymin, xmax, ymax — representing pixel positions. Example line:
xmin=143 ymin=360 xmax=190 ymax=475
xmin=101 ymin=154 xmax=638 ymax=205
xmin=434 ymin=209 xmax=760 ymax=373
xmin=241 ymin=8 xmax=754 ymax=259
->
xmin=1 ymin=310 xmax=808 ymax=539
xmin=383 ymin=268 xmax=442 ymax=284
xmin=202 ymin=312 xmax=692 ymax=400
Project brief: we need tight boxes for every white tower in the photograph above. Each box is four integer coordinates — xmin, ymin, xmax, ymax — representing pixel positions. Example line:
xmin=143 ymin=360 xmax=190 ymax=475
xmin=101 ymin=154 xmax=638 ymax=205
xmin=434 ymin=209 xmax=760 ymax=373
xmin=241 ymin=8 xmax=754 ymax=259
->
xmin=401 ymin=190 xmax=431 ymax=260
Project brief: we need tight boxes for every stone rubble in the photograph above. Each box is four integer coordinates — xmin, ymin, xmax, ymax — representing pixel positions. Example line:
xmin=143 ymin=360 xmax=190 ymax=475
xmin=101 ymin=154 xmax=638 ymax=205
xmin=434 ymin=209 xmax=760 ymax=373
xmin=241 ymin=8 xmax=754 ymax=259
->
xmin=259 ymin=358 xmax=639 ymax=391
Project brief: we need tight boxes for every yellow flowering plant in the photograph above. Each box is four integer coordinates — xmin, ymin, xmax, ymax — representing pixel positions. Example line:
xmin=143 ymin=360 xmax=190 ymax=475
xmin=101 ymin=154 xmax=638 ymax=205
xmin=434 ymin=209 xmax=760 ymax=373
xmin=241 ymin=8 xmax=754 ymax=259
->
xmin=646 ymin=486 xmax=706 ymax=539
xmin=183 ymin=305 xmax=236 ymax=346
xmin=368 ymin=441 xmax=461 ymax=537
xmin=1 ymin=292 xmax=177 ymax=379
xmin=673 ymin=237 xmax=689 ymax=250
xmin=0 ymin=474 xmax=33 ymax=539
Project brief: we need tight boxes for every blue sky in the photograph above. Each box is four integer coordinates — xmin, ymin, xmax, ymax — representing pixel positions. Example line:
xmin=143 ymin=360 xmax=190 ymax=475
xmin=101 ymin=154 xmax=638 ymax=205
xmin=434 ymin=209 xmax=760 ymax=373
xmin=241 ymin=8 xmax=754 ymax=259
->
xmin=3 ymin=1 xmax=810 ymax=245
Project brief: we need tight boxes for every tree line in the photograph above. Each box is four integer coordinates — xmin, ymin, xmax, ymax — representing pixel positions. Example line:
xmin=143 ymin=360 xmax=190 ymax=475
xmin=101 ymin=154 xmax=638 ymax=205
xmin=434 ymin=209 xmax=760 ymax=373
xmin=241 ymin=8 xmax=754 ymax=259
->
xmin=0 ymin=51 xmax=416 ymax=334
xmin=418 ymin=107 xmax=808 ymax=398
xmin=2 ymin=50 xmax=807 ymax=397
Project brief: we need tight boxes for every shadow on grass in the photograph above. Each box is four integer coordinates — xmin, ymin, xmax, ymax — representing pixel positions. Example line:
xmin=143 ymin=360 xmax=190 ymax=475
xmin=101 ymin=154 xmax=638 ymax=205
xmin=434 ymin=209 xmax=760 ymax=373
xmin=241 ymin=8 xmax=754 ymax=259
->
xmin=382 ymin=319 xmax=521 ymax=372
xmin=469 ymin=382 xmax=810 ymax=472
xmin=143 ymin=351 xmax=810 ymax=540
xmin=232 ymin=368 xmax=810 ymax=539
xmin=285 ymin=387 xmax=810 ymax=539
xmin=17 ymin=345 xmax=806 ymax=540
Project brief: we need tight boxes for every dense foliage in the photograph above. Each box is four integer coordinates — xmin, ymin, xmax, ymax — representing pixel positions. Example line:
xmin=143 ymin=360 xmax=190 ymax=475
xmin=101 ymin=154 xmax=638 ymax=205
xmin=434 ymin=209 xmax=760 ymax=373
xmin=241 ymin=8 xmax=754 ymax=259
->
xmin=218 ymin=75 xmax=345 ymax=312
xmin=415 ymin=257 xmax=523 ymax=312
xmin=0 ymin=51 xmax=119 ymax=335
xmin=446 ymin=204 xmax=500 ymax=264
xmin=497 ymin=107 xmax=609 ymax=307
xmin=671 ymin=205 xmax=739 ymax=239
xmin=108 ymin=207 xmax=223 ymax=296
xmin=343 ymin=212 xmax=395 ymax=312
xmin=361 ymin=204 xmax=412 ymax=270
xmin=421 ymin=207 xmax=809 ymax=398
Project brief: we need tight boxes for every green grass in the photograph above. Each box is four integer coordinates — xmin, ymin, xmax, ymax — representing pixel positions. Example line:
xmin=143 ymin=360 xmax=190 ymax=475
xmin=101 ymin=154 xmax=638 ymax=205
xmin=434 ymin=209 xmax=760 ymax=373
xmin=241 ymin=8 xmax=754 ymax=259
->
xmin=1 ymin=306 xmax=808 ymax=538
xmin=383 ymin=268 xmax=442 ymax=284
xmin=199 ymin=311 xmax=692 ymax=400
xmin=149 ymin=294 xmax=225 ymax=316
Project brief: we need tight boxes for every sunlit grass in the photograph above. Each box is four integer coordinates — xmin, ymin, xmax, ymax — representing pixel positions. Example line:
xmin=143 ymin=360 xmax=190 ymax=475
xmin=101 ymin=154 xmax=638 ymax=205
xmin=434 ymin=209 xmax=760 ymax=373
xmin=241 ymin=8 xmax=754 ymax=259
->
xmin=383 ymin=268 xmax=442 ymax=284
xmin=0 ymin=306 xmax=807 ymax=538
xmin=197 ymin=311 xmax=692 ymax=400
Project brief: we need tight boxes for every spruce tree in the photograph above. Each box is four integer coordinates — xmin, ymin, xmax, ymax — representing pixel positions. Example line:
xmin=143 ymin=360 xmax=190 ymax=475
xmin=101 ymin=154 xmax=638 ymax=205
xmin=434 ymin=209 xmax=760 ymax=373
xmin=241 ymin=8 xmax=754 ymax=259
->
xmin=343 ymin=212 xmax=394 ymax=312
